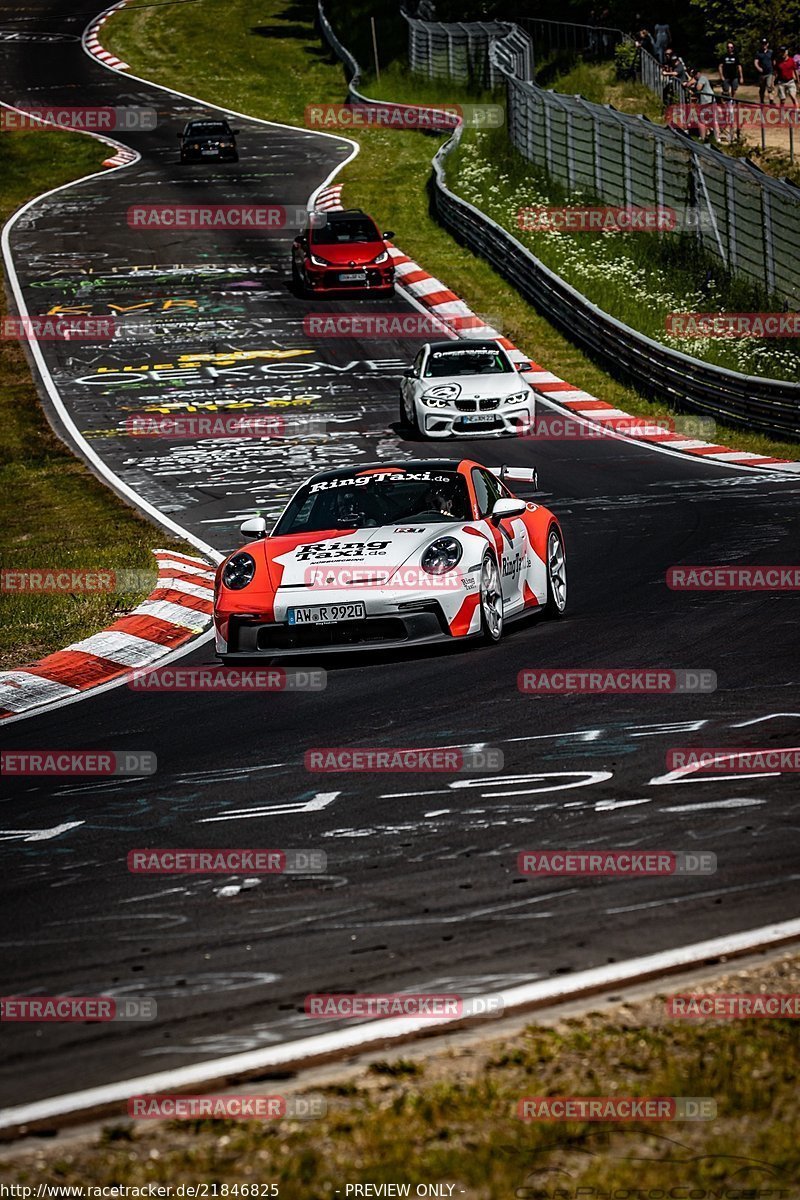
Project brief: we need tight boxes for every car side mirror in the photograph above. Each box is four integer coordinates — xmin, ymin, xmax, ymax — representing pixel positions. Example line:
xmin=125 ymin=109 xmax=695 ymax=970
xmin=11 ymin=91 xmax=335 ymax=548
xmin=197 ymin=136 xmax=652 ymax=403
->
xmin=240 ymin=516 xmax=267 ymax=539
xmin=403 ymin=368 xmax=415 ymax=378
xmin=515 ymin=361 xmax=533 ymax=372
xmin=491 ymin=498 xmax=527 ymax=521
xmin=383 ymin=230 xmax=395 ymax=239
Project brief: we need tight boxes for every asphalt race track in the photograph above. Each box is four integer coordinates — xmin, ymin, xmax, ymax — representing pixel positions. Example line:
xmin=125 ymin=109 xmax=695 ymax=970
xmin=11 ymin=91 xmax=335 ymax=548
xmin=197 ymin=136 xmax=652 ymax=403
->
xmin=1 ymin=0 xmax=799 ymax=1112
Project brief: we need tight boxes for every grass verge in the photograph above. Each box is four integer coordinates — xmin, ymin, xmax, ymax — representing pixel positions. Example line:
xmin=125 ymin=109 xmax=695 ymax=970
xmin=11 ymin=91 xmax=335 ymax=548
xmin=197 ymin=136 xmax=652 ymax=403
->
xmin=0 ymin=129 xmax=193 ymax=669
xmin=2 ymin=953 xmax=798 ymax=1196
xmin=105 ymin=0 xmax=798 ymax=461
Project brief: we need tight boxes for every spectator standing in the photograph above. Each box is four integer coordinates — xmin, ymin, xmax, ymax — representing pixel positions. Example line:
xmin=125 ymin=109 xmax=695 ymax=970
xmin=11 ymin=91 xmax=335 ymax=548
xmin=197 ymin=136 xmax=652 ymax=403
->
xmin=792 ymin=45 xmax=800 ymax=78
xmin=653 ymin=20 xmax=671 ymax=63
xmin=636 ymin=27 xmax=656 ymax=57
xmin=753 ymin=38 xmax=775 ymax=104
xmin=662 ymin=47 xmax=689 ymax=102
xmin=688 ymin=65 xmax=714 ymax=102
xmin=718 ymin=41 xmax=744 ymax=98
xmin=774 ymin=46 xmax=798 ymax=107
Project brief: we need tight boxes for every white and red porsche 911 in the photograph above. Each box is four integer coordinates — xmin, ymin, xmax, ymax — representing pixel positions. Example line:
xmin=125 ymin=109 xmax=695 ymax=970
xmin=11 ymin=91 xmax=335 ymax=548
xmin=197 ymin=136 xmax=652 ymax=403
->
xmin=214 ymin=459 xmax=566 ymax=659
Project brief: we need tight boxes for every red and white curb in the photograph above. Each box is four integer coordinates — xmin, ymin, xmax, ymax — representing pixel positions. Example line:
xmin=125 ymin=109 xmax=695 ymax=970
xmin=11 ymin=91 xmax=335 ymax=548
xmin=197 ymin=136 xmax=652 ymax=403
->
xmin=315 ymin=183 xmax=344 ymax=211
xmin=83 ymin=0 xmax=130 ymax=73
xmin=316 ymin=188 xmax=799 ymax=473
xmin=0 ymin=551 xmax=215 ymax=720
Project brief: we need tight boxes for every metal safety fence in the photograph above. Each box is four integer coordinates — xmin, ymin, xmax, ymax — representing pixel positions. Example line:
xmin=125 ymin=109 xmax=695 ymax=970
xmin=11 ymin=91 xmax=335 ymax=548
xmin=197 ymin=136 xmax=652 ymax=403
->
xmin=404 ymin=14 xmax=799 ymax=309
xmin=317 ymin=3 xmax=800 ymax=439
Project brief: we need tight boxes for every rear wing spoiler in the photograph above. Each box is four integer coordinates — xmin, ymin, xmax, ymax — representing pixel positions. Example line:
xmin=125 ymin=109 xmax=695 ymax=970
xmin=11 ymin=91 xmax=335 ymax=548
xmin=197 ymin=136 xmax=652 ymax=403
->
xmin=486 ymin=465 xmax=539 ymax=488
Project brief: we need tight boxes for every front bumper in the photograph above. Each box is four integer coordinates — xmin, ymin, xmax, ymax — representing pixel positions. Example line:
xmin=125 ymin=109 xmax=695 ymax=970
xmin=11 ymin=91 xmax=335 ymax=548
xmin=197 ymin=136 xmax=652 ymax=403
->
xmin=214 ymin=580 xmax=480 ymax=657
xmin=218 ymin=609 xmax=453 ymax=657
xmin=420 ymin=400 xmax=535 ymax=438
xmin=303 ymin=263 xmax=395 ymax=293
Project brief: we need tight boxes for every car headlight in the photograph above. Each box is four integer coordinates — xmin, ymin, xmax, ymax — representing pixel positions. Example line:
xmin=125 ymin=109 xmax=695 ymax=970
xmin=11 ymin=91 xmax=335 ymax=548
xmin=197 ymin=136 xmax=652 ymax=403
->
xmin=505 ymin=391 xmax=530 ymax=405
xmin=423 ymin=383 xmax=461 ymax=401
xmin=371 ymin=250 xmax=389 ymax=264
xmin=191 ymin=143 xmax=200 ymax=149
xmin=310 ymin=254 xmax=331 ymax=267
xmin=222 ymin=552 xmax=256 ymax=590
xmin=422 ymin=395 xmax=450 ymax=408
xmin=421 ymin=537 xmax=463 ymax=575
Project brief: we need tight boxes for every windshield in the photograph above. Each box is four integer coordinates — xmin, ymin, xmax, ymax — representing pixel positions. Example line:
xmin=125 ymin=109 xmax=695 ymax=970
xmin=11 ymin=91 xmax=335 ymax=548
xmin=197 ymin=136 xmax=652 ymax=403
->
xmin=188 ymin=122 xmax=230 ymax=136
xmin=312 ymin=217 xmax=380 ymax=245
xmin=424 ymin=347 xmax=511 ymax=377
xmin=273 ymin=471 xmax=472 ymax=534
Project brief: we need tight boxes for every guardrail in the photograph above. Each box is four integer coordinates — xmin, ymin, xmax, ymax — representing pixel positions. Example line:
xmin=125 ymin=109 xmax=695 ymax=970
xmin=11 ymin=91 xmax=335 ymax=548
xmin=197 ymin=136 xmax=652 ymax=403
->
xmin=316 ymin=3 xmax=800 ymax=442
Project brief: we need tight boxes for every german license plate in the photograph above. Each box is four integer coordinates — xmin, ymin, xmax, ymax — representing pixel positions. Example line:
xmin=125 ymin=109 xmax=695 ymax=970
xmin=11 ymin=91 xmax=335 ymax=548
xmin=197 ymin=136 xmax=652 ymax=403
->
xmin=288 ymin=602 xmax=366 ymax=625
xmin=201 ymin=147 xmax=217 ymax=155
xmin=339 ymin=272 xmax=366 ymax=282
xmin=462 ymin=414 xmax=496 ymax=424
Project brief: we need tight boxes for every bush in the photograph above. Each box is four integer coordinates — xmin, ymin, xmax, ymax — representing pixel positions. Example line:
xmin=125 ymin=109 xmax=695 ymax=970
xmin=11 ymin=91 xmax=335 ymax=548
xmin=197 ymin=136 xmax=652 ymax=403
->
xmin=614 ymin=40 xmax=638 ymax=80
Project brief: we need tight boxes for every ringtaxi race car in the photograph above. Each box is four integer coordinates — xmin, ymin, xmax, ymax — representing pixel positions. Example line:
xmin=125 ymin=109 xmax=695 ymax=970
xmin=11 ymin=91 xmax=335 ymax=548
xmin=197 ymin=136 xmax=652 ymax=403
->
xmin=400 ymin=340 xmax=536 ymax=439
xmin=291 ymin=208 xmax=395 ymax=295
xmin=178 ymin=118 xmax=239 ymax=163
xmin=214 ymin=460 xmax=566 ymax=659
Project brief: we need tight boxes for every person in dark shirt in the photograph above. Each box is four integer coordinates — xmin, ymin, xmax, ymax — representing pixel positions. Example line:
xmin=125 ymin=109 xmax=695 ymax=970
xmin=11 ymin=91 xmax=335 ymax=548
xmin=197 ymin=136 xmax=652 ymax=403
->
xmin=653 ymin=21 xmax=671 ymax=64
xmin=719 ymin=41 xmax=743 ymax=97
xmin=636 ymin=27 xmax=656 ymax=57
xmin=753 ymin=38 xmax=775 ymax=104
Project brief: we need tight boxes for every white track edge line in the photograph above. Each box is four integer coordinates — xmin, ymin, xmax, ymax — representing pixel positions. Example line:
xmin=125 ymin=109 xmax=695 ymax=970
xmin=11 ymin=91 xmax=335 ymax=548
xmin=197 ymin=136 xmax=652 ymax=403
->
xmin=1 ymin=917 xmax=799 ymax=1133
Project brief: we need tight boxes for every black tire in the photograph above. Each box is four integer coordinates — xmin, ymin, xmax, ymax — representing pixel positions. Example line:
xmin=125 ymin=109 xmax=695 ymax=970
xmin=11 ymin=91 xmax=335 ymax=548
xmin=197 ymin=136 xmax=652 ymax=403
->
xmin=479 ymin=553 xmax=504 ymax=643
xmin=542 ymin=524 xmax=567 ymax=617
xmin=399 ymin=391 xmax=418 ymax=436
xmin=291 ymin=256 xmax=307 ymax=297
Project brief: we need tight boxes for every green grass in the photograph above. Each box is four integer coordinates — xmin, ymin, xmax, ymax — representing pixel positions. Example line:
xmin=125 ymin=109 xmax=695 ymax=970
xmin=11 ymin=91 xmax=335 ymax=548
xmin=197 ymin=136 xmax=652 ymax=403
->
xmin=448 ymin=125 xmax=800 ymax=384
xmin=546 ymin=59 xmax=664 ymax=120
xmin=0 ymin=130 xmax=190 ymax=669
xmin=104 ymin=0 xmax=799 ymax=461
xmin=3 ymin=955 xmax=799 ymax=1197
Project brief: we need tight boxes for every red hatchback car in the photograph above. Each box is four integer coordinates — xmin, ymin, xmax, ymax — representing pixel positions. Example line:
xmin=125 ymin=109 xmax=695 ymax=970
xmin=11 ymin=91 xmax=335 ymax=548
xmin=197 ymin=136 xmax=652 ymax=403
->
xmin=291 ymin=208 xmax=395 ymax=295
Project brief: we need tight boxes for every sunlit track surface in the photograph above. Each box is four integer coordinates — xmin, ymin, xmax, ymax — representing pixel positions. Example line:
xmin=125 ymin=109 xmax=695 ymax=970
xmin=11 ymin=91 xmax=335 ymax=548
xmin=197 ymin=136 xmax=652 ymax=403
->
xmin=1 ymin=0 xmax=800 ymax=1112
